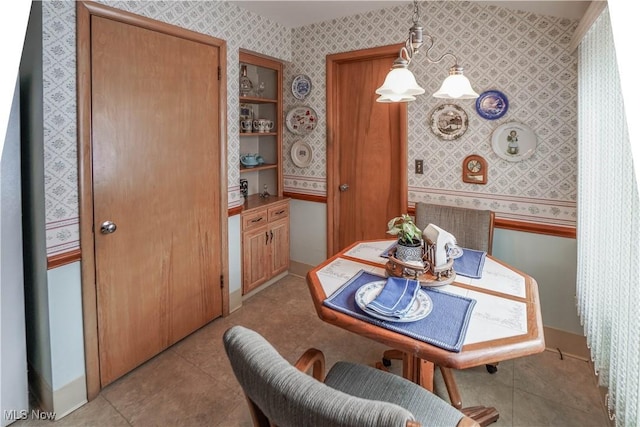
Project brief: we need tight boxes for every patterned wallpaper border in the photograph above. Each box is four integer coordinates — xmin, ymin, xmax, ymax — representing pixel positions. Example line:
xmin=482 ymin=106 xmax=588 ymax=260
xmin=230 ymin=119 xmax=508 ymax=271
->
xmin=409 ymin=187 xmax=576 ymax=227
xmin=283 ymin=175 xmax=327 ymax=197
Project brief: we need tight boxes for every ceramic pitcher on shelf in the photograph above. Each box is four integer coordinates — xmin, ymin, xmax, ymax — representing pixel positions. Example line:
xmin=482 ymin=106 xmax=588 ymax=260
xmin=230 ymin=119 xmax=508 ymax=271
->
xmin=253 ymin=118 xmax=274 ymax=133
xmin=240 ymin=119 xmax=253 ymax=133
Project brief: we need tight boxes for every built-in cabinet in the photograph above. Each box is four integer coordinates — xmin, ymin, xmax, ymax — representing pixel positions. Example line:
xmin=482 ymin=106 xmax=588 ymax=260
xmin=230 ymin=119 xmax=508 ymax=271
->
xmin=241 ymin=196 xmax=290 ymax=294
xmin=239 ymin=51 xmax=288 ymax=295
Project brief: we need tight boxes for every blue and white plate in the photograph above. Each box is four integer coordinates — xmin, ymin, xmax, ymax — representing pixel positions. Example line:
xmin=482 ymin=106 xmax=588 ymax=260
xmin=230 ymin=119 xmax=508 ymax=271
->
xmin=292 ymin=74 xmax=312 ymax=100
xmin=355 ymin=281 xmax=433 ymax=323
xmin=476 ymin=90 xmax=509 ymax=120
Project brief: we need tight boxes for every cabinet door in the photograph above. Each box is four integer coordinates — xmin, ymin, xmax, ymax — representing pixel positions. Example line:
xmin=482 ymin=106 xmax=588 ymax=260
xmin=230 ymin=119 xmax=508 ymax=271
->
xmin=269 ymin=218 xmax=290 ymax=277
xmin=242 ymin=226 xmax=269 ymax=293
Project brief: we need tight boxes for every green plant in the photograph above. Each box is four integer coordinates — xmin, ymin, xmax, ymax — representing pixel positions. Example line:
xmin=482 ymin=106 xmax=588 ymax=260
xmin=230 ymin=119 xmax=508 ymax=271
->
xmin=386 ymin=214 xmax=421 ymax=245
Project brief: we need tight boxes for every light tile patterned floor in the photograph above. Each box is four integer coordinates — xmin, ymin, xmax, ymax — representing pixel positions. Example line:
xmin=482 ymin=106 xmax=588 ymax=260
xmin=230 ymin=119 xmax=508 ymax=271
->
xmin=16 ymin=274 xmax=609 ymax=426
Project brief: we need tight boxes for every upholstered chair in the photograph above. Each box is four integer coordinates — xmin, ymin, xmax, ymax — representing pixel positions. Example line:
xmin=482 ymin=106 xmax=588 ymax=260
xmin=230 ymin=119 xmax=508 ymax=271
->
xmin=414 ymin=203 xmax=494 ymax=255
xmin=223 ymin=325 xmax=479 ymax=427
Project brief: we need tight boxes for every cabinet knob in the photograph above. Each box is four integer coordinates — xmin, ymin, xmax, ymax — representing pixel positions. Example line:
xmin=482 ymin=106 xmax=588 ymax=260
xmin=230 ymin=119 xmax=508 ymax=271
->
xmin=339 ymin=183 xmax=349 ymax=192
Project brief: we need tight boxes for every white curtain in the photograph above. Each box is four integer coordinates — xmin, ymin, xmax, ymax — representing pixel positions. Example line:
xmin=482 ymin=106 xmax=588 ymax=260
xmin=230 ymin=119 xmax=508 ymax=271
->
xmin=577 ymin=7 xmax=640 ymax=426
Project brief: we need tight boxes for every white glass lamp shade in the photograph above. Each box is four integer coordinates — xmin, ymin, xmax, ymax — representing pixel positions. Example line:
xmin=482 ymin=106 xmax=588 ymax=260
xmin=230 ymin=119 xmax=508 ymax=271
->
xmin=376 ymin=93 xmax=417 ymax=103
xmin=433 ymin=73 xmax=479 ymax=99
xmin=375 ymin=67 xmax=425 ymax=100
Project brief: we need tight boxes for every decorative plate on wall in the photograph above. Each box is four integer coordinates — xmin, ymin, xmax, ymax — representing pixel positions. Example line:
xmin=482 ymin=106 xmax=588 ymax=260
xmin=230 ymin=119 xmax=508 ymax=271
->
xmin=429 ymin=104 xmax=468 ymax=140
xmin=291 ymin=74 xmax=312 ymax=100
xmin=286 ymin=106 xmax=317 ymax=135
xmin=476 ymin=90 xmax=509 ymax=120
xmin=291 ymin=140 xmax=313 ymax=168
xmin=491 ymin=121 xmax=537 ymax=162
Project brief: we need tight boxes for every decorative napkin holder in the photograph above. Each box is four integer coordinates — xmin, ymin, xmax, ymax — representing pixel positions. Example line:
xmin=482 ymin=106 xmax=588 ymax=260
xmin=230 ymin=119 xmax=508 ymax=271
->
xmin=385 ymin=223 xmax=456 ymax=287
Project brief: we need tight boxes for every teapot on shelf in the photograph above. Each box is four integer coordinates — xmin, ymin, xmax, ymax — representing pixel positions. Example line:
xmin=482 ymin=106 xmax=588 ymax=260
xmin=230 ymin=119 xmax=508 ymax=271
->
xmin=240 ymin=153 xmax=265 ymax=168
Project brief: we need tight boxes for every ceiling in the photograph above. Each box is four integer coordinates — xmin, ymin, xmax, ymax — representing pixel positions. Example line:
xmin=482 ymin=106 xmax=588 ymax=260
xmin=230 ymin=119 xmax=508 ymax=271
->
xmin=229 ymin=1 xmax=592 ymax=28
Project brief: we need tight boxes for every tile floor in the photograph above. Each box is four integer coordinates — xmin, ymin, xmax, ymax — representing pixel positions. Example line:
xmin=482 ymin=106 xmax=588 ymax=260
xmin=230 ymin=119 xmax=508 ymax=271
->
xmin=17 ymin=274 xmax=609 ymax=427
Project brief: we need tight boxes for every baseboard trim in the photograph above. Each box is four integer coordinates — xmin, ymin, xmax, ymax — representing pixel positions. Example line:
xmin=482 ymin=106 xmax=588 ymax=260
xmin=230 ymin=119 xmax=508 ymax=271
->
xmin=28 ymin=363 xmax=54 ymax=414
xmin=52 ymin=375 xmax=87 ymax=419
xmin=241 ymin=272 xmax=289 ymax=302
xmin=229 ymin=288 xmax=242 ymax=313
xmin=543 ymin=326 xmax=589 ymax=361
xmin=27 ymin=364 xmax=88 ymax=420
xmin=288 ymin=260 xmax=313 ymax=278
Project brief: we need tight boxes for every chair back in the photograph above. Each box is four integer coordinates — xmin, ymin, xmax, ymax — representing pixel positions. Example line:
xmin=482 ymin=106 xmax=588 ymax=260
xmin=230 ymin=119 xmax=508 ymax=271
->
xmin=414 ymin=203 xmax=494 ymax=254
xmin=223 ymin=325 xmax=416 ymax=427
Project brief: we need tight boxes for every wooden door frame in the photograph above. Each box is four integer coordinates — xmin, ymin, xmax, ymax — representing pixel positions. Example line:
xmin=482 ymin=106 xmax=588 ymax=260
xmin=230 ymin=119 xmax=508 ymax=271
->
xmin=77 ymin=1 xmax=229 ymax=399
xmin=326 ymin=44 xmax=408 ymax=256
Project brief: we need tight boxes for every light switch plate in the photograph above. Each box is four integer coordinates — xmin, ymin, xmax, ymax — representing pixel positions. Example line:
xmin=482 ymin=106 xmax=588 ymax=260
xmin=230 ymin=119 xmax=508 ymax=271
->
xmin=415 ymin=159 xmax=424 ymax=174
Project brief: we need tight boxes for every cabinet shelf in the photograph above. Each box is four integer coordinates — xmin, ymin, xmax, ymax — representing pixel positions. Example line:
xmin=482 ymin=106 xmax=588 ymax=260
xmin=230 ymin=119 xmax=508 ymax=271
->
xmin=240 ymin=163 xmax=278 ymax=173
xmin=240 ymin=96 xmax=277 ymax=104
xmin=240 ymin=132 xmax=278 ymax=137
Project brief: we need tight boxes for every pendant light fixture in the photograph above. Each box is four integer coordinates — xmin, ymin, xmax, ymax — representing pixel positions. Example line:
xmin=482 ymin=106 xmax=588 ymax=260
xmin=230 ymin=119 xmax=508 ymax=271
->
xmin=375 ymin=0 xmax=479 ymax=102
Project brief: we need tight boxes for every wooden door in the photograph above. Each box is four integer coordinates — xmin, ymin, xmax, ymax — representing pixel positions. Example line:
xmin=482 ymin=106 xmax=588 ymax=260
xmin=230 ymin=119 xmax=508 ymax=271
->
xmin=327 ymin=46 xmax=408 ymax=255
xmin=242 ymin=226 xmax=269 ymax=293
xmin=89 ymin=14 xmax=223 ymax=386
xmin=269 ymin=219 xmax=290 ymax=276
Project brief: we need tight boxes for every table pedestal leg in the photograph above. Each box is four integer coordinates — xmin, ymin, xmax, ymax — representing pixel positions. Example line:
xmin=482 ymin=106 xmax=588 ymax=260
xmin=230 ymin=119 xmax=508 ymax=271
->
xmin=399 ymin=353 xmax=499 ymax=427
xmin=402 ymin=353 xmax=434 ymax=391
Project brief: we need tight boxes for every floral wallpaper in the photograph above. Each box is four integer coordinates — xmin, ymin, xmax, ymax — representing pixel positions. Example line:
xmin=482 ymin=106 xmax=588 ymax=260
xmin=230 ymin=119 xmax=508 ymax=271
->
xmin=41 ymin=0 xmax=578 ymax=256
xmin=283 ymin=2 xmax=578 ymax=228
xmin=41 ymin=0 xmax=290 ymax=255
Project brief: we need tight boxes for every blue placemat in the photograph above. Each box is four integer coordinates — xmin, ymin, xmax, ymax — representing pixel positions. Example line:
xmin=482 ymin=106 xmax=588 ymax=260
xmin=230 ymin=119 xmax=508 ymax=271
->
xmin=324 ymin=270 xmax=475 ymax=352
xmin=453 ymin=248 xmax=486 ymax=279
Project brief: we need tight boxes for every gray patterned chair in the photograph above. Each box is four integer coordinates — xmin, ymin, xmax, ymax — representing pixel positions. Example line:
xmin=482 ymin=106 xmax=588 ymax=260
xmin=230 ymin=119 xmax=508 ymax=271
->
xmin=223 ymin=325 xmax=479 ymax=427
xmin=414 ymin=203 xmax=494 ymax=255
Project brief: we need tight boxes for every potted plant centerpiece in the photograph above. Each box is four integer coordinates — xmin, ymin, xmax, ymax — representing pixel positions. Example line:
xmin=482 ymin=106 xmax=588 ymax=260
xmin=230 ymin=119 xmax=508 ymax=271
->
xmin=387 ymin=214 xmax=423 ymax=264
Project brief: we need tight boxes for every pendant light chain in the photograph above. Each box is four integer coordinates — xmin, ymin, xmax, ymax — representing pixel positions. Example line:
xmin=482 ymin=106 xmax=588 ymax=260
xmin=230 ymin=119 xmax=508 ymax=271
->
xmin=412 ymin=0 xmax=420 ymax=26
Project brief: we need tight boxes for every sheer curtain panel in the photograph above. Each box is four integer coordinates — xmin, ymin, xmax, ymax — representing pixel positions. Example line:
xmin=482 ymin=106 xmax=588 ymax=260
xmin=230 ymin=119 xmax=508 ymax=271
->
xmin=577 ymin=7 xmax=640 ymax=426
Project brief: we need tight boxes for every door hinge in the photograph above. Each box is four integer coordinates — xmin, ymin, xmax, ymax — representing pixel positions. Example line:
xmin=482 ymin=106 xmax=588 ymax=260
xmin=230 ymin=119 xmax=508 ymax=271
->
xmin=220 ymin=274 xmax=224 ymax=289
xmin=217 ymin=66 xmax=221 ymax=81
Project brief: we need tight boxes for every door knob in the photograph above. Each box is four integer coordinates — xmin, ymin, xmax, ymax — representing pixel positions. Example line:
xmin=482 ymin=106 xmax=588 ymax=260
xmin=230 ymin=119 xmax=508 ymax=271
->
xmin=100 ymin=221 xmax=117 ymax=234
xmin=339 ymin=184 xmax=349 ymax=192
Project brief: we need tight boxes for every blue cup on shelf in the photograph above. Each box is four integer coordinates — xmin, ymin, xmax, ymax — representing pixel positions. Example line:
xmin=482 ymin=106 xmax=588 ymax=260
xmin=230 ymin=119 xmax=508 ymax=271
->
xmin=240 ymin=154 xmax=259 ymax=167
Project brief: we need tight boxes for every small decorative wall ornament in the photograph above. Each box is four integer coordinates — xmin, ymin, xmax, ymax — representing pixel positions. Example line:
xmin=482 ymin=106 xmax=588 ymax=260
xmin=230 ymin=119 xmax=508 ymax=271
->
xmin=491 ymin=121 xmax=537 ymax=162
xmin=429 ymin=103 xmax=468 ymax=140
xmin=462 ymin=154 xmax=487 ymax=184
